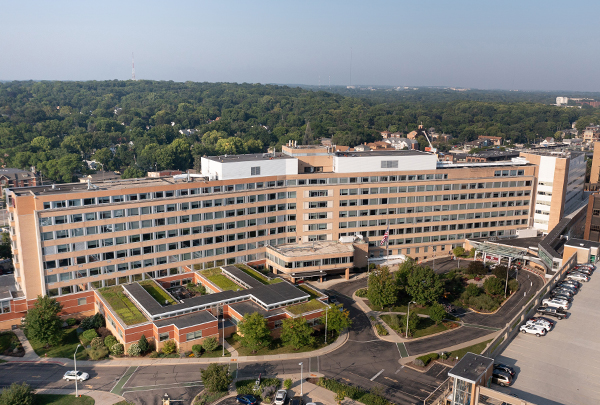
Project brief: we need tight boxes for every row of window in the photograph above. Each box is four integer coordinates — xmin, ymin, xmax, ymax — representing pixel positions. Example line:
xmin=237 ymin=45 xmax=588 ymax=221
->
xmin=40 ymin=200 xmax=297 ymax=227
xmin=340 ymin=216 xmax=527 ymax=230
xmin=40 ymin=211 xmax=297 ymax=241
xmin=339 ymin=180 xmax=531 ymax=195
xmin=363 ymin=229 xmax=516 ymax=246
xmin=338 ymin=190 xmax=530 ymax=206
xmin=267 ymin=253 xmax=352 ymax=269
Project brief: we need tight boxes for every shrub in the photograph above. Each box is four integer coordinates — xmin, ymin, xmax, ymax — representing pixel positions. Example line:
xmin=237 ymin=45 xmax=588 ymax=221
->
xmin=452 ymin=246 xmax=465 ymax=257
xmin=262 ymin=386 xmax=276 ymax=400
xmin=355 ymin=288 xmax=368 ymax=298
xmin=468 ymin=294 xmax=499 ymax=312
xmin=201 ymin=363 xmax=233 ymax=393
xmin=467 ymin=261 xmax=486 ymax=276
xmin=192 ymin=344 xmax=203 ymax=356
xmin=375 ymin=324 xmax=388 ymax=336
xmin=138 ymin=334 xmax=149 ymax=353
xmin=149 ymin=351 xmax=160 ymax=358
xmin=80 ymin=313 xmax=104 ymax=330
xmin=415 ymin=353 xmax=439 ymax=367
xmin=429 ymin=303 xmax=447 ymax=324
xmin=508 ymin=279 xmax=519 ymax=294
xmin=104 ymin=335 xmax=118 ymax=349
xmin=236 ymin=378 xmax=281 ymax=396
xmin=88 ymin=345 xmax=109 ymax=360
xmin=492 ymin=265 xmax=508 ymax=280
xmin=81 ymin=329 xmax=99 ymax=345
xmin=96 ymin=327 xmax=111 ymax=339
xmin=128 ymin=342 xmax=141 ymax=357
xmin=484 ymin=276 xmax=505 ymax=296
xmin=66 ymin=318 xmax=77 ymax=326
xmin=202 ymin=336 xmax=219 ymax=352
xmin=110 ymin=343 xmax=124 ymax=356
xmin=0 ymin=382 xmax=35 ymax=405
xmin=90 ymin=337 xmax=104 ymax=349
xmin=464 ymin=283 xmax=481 ymax=298
xmin=387 ymin=314 xmax=400 ymax=331
xmin=283 ymin=379 xmax=292 ymax=390
xmin=162 ymin=339 xmax=177 ymax=355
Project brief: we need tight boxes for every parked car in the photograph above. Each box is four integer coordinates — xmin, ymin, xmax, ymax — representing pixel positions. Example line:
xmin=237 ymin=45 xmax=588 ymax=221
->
xmin=556 ymin=283 xmax=578 ymax=294
xmin=520 ymin=324 xmax=547 ymax=337
xmin=290 ymin=397 xmax=304 ymax=405
xmin=542 ymin=298 xmax=570 ymax=310
xmin=493 ymin=363 xmax=516 ymax=377
xmin=274 ymin=390 xmax=287 ymax=405
xmin=63 ymin=371 xmax=89 ymax=381
xmin=525 ymin=317 xmax=553 ymax=330
xmin=328 ymin=295 xmax=339 ymax=305
xmin=237 ymin=395 xmax=258 ymax=405
xmin=537 ymin=316 xmax=557 ymax=325
xmin=551 ymin=287 xmax=574 ymax=297
xmin=560 ymin=279 xmax=581 ymax=288
xmin=576 ymin=264 xmax=595 ymax=270
xmin=536 ymin=306 xmax=567 ymax=320
xmin=549 ymin=293 xmax=573 ymax=303
xmin=571 ymin=267 xmax=593 ymax=275
xmin=566 ymin=273 xmax=590 ymax=282
xmin=492 ymin=370 xmax=513 ymax=387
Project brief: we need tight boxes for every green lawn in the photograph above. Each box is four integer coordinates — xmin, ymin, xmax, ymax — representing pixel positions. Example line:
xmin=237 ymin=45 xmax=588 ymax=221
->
xmin=234 ymin=264 xmax=282 ymax=285
xmin=380 ymin=315 xmax=459 ymax=338
xmin=35 ymin=394 xmax=95 ymax=405
xmin=447 ymin=339 xmax=492 ymax=361
xmin=227 ymin=332 xmax=332 ymax=356
xmin=286 ymin=299 xmax=326 ymax=315
xmin=195 ymin=346 xmax=231 ymax=358
xmin=28 ymin=327 xmax=88 ymax=361
xmin=206 ymin=274 xmax=243 ymax=291
xmin=0 ymin=331 xmax=18 ymax=353
xmin=98 ymin=286 xmax=148 ymax=325
xmin=139 ymin=280 xmax=176 ymax=305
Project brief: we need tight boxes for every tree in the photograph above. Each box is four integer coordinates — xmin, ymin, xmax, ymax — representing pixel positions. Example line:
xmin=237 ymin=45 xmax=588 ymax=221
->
xmin=429 ymin=303 xmax=447 ymax=325
xmin=321 ymin=304 xmax=352 ymax=336
xmin=23 ymin=295 xmax=63 ymax=347
xmin=0 ymin=232 xmax=12 ymax=259
xmin=201 ymin=363 xmax=232 ymax=393
xmin=202 ymin=336 xmax=219 ymax=352
xmin=237 ymin=312 xmax=272 ymax=353
xmin=281 ymin=317 xmax=315 ymax=350
xmin=406 ymin=266 xmax=444 ymax=306
xmin=367 ymin=267 xmax=398 ymax=309
xmin=303 ymin=121 xmax=313 ymax=145
xmin=138 ymin=334 xmax=149 ymax=353
xmin=467 ymin=261 xmax=486 ymax=276
xmin=468 ymin=248 xmax=476 ymax=258
xmin=492 ymin=265 xmax=508 ymax=280
xmin=483 ymin=276 xmax=505 ymax=296
xmin=452 ymin=246 xmax=465 ymax=257
xmin=121 ymin=166 xmax=145 ymax=179
xmin=0 ymin=382 xmax=35 ymax=405
xmin=215 ymin=137 xmax=247 ymax=155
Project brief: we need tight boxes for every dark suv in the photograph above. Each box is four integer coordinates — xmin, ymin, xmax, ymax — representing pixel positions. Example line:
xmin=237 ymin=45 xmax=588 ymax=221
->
xmin=536 ymin=306 xmax=566 ymax=320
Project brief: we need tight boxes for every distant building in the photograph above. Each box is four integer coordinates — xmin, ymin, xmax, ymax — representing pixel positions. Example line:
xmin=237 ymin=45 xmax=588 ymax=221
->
xmin=147 ymin=170 xmax=182 ymax=178
xmin=540 ymin=137 xmax=556 ymax=147
xmin=556 ymin=97 xmax=569 ymax=106
xmin=78 ymin=171 xmax=121 ymax=183
xmin=384 ymin=138 xmax=418 ymax=150
xmin=0 ymin=169 xmax=39 ymax=194
xmin=179 ymin=129 xmax=197 ymax=136
xmin=583 ymin=125 xmax=600 ymax=143
xmin=478 ymin=135 xmax=502 ymax=146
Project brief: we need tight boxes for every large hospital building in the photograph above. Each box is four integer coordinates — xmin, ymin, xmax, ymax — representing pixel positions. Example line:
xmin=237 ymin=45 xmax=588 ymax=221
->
xmin=0 ymin=144 xmax=585 ymax=350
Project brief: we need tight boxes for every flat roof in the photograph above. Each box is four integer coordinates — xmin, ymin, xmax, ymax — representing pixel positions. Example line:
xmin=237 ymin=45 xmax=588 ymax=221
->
xmin=154 ymin=310 xmax=216 ymax=329
xmin=448 ymin=352 xmax=494 ymax=383
xmin=202 ymin=153 xmax=295 ymax=163
xmin=229 ymin=301 xmax=285 ymax=318
xmin=268 ymin=241 xmax=355 ymax=258
xmin=221 ymin=265 xmax=265 ymax=289
xmin=0 ymin=274 xmax=19 ymax=301
xmin=334 ymin=150 xmax=429 ymax=157
xmin=482 ymin=236 xmax=543 ymax=250
xmin=564 ymin=238 xmax=600 ymax=249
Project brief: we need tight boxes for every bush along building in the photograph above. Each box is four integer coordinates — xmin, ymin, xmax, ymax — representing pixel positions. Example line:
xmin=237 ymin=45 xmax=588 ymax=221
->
xmin=0 ymin=145 xmax=585 ymax=346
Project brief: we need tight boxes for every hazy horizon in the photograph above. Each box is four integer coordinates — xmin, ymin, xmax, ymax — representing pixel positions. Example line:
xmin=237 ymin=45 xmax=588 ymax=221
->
xmin=2 ymin=0 xmax=600 ymax=92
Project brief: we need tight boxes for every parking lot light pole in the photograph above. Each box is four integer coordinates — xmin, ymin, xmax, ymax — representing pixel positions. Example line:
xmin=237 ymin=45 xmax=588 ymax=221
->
xmin=74 ymin=344 xmax=82 ymax=398
xmin=406 ymin=301 xmax=416 ymax=339
xmin=299 ymin=362 xmax=303 ymax=396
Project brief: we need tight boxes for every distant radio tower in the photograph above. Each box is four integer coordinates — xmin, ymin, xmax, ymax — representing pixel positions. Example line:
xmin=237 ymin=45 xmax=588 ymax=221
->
xmin=131 ymin=53 xmax=136 ymax=81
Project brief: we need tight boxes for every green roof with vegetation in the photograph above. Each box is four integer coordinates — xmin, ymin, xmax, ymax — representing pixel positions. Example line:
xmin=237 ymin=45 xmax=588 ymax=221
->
xmin=98 ymin=286 xmax=148 ymax=325
xmin=139 ymin=280 xmax=176 ymax=305
xmin=200 ymin=268 xmax=244 ymax=292
xmin=286 ymin=299 xmax=326 ymax=315
xmin=234 ymin=264 xmax=283 ymax=285
xmin=298 ymin=284 xmax=321 ymax=300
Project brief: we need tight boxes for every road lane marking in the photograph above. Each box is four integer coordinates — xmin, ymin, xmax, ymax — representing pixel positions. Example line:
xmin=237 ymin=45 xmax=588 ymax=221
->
xmin=111 ymin=366 xmax=138 ymax=395
xmin=383 ymin=376 xmax=398 ymax=383
xmin=370 ymin=369 xmax=384 ymax=381
xmin=395 ymin=366 xmax=404 ymax=374
xmin=397 ymin=342 xmax=408 ymax=357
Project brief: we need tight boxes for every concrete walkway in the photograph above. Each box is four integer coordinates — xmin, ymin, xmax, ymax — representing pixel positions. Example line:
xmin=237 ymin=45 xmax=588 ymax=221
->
xmin=35 ymin=388 xmax=126 ymax=405
xmin=0 ymin=328 xmax=348 ymax=367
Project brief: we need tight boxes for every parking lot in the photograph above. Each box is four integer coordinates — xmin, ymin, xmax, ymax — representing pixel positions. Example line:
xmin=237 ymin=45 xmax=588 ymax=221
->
xmin=494 ymin=265 xmax=600 ymax=405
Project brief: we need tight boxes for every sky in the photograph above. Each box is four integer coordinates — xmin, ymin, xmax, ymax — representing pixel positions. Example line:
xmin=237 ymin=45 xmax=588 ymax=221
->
xmin=1 ymin=0 xmax=599 ymax=91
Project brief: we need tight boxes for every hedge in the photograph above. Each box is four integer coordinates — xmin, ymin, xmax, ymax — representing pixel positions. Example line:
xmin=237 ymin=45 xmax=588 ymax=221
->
xmin=316 ymin=378 xmax=391 ymax=405
xmin=236 ymin=378 xmax=281 ymax=396
xmin=414 ymin=353 xmax=439 ymax=367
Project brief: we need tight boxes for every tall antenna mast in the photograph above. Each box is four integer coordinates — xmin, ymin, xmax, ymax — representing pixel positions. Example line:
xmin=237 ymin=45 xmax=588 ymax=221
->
xmin=131 ymin=52 xmax=136 ymax=81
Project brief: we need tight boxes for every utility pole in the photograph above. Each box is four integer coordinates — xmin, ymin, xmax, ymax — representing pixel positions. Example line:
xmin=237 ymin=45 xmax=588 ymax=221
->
xmin=74 ymin=344 xmax=82 ymax=397
xmin=406 ymin=301 xmax=416 ymax=339
xmin=299 ymin=362 xmax=303 ymax=396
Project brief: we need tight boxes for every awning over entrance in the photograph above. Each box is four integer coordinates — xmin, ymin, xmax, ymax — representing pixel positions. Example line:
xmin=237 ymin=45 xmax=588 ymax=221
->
xmin=468 ymin=240 xmax=527 ymax=264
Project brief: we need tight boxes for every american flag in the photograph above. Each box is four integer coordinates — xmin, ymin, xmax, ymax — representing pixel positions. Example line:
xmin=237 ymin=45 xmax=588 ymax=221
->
xmin=380 ymin=225 xmax=390 ymax=246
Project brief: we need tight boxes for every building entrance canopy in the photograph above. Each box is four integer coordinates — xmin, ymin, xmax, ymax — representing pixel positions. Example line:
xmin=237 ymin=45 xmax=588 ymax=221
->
xmin=469 ymin=240 xmax=527 ymax=265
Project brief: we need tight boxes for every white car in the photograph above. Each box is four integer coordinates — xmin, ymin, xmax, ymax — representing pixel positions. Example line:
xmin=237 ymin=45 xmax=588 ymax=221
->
xmin=525 ymin=318 xmax=553 ymax=331
xmin=566 ymin=273 xmax=590 ymax=282
xmin=542 ymin=298 xmax=570 ymax=311
xmin=274 ymin=390 xmax=287 ymax=405
xmin=519 ymin=324 xmax=547 ymax=337
xmin=63 ymin=370 xmax=89 ymax=381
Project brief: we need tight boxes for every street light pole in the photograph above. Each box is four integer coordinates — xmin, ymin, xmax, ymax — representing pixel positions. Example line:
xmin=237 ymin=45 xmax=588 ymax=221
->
xmin=406 ymin=301 xmax=416 ymax=339
xmin=324 ymin=306 xmax=329 ymax=344
xmin=222 ymin=305 xmax=225 ymax=357
xmin=74 ymin=344 xmax=82 ymax=398
xmin=299 ymin=362 xmax=303 ymax=396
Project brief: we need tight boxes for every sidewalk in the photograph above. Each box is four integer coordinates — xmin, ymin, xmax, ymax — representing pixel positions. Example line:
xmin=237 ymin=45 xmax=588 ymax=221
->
xmin=0 ymin=329 xmax=348 ymax=367
xmin=35 ymin=388 xmax=126 ymax=405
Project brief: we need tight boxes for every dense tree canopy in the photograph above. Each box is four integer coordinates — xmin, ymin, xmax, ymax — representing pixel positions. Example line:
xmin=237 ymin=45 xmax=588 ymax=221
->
xmin=0 ymin=80 xmax=591 ymax=183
